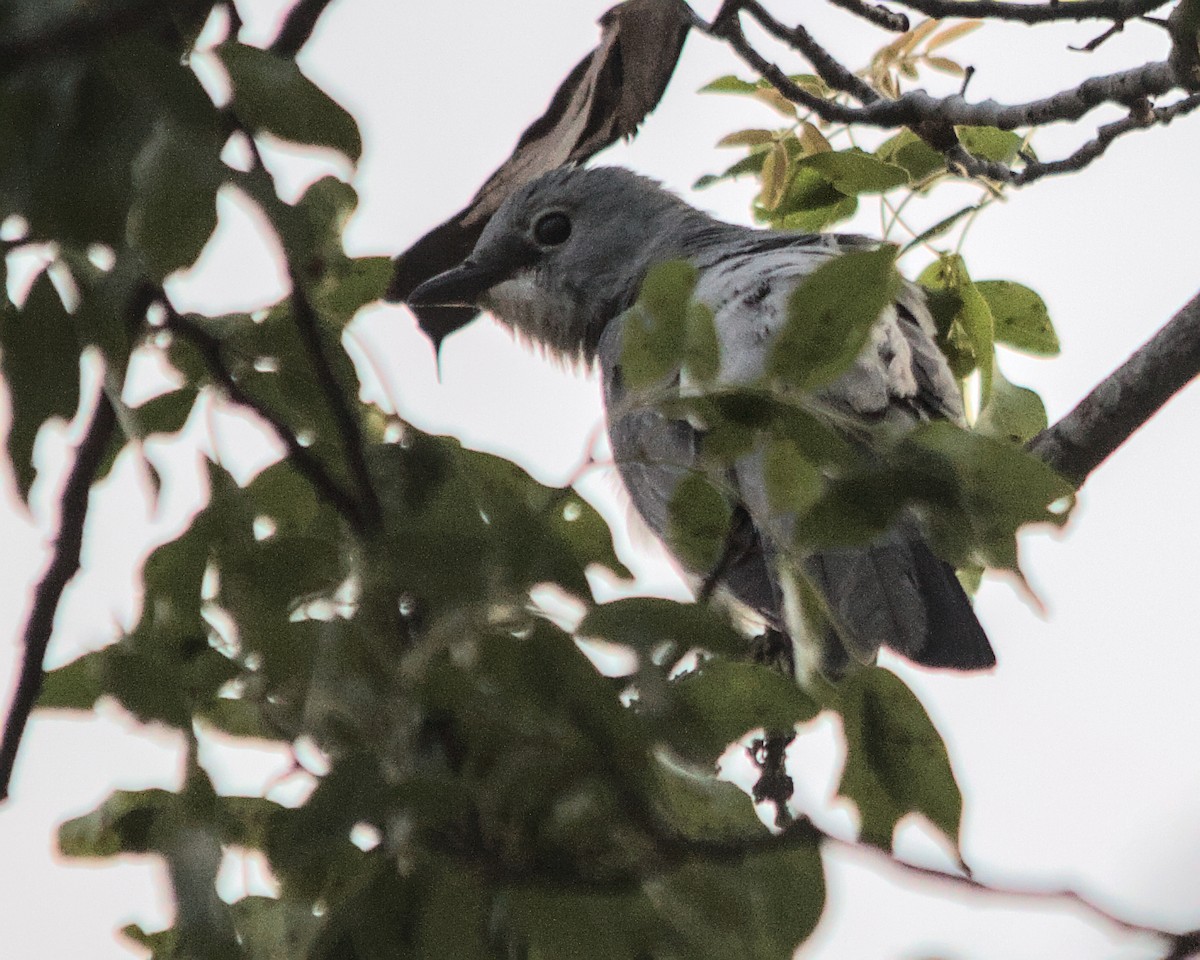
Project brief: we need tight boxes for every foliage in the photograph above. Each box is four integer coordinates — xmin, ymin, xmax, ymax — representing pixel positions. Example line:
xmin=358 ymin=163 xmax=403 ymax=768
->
xmin=1 ymin=3 xmax=1087 ymax=960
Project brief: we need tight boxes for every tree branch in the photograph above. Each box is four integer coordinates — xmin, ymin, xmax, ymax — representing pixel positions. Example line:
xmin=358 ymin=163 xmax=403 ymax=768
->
xmin=287 ymin=272 xmax=382 ymax=532
xmin=0 ymin=394 xmax=118 ymax=801
xmin=165 ymin=304 xmax=372 ymax=536
xmin=269 ymin=0 xmax=338 ymax=58
xmin=826 ymin=0 xmax=910 ymax=32
xmin=1029 ymin=287 xmax=1200 ymax=486
xmin=886 ymin=0 xmax=1171 ymax=23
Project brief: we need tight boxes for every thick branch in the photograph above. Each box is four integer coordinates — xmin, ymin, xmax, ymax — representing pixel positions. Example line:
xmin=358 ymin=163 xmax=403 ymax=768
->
xmin=166 ymin=306 xmax=372 ymax=535
xmin=1030 ymin=287 xmax=1200 ymax=486
xmin=887 ymin=0 xmax=1171 ymax=23
xmin=0 ymin=395 xmax=117 ymax=801
xmin=713 ymin=10 xmax=1179 ymax=131
xmin=826 ymin=0 xmax=910 ymax=32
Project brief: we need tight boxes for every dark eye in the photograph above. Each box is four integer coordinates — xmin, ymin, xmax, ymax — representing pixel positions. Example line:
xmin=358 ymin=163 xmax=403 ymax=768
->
xmin=533 ymin=211 xmax=571 ymax=246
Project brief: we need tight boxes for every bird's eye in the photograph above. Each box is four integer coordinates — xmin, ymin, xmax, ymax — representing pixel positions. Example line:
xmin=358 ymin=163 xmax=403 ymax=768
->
xmin=533 ymin=211 xmax=571 ymax=246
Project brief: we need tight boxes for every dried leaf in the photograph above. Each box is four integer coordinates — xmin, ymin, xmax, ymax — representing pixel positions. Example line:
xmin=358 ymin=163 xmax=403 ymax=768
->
xmin=925 ymin=56 xmax=965 ymax=76
xmin=925 ymin=20 xmax=983 ymax=52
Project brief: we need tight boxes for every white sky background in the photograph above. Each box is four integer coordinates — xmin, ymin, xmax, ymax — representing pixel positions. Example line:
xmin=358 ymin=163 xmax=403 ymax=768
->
xmin=3 ymin=1 xmax=1200 ymax=957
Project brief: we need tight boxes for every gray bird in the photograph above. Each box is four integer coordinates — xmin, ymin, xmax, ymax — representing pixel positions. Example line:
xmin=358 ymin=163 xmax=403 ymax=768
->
xmin=407 ymin=165 xmax=994 ymax=678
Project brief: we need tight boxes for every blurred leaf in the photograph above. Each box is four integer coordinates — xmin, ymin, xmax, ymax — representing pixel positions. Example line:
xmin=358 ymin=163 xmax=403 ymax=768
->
xmin=837 ymin=667 xmax=962 ymax=848
xmin=647 ymin=839 xmax=824 ymax=959
xmin=667 ymin=472 xmax=732 ymax=572
xmin=621 ymin=259 xmax=698 ymax=389
xmin=503 ymin=887 xmax=668 ymax=960
xmin=577 ymin=597 xmax=745 ymax=660
xmin=127 ymin=123 xmax=223 ymax=280
xmin=759 ymin=141 xmax=790 ymax=209
xmin=133 ymin=388 xmax=198 ymax=437
xmin=415 ymin=864 xmax=493 ymax=960
xmin=0 ymin=272 xmax=80 ymax=501
xmin=38 ymin=651 xmax=106 ymax=711
xmin=768 ymin=247 xmax=900 ymax=390
xmin=975 ymin=365 xmax=1047 ymax=444
xmin=231 ymin=896 xmax=321 ymax=960
xmin=975 ymin=279 xmax=1060 ymax=355
xmin=217 ymin=43 xmax=362 ymax=161
xmin=684 ymin=301 xmax=720 ymax=386
xmin=649 ymin=752 xmax=765 ymax=842
xmin=655 ymin=661 xmax=820 ymax=763
xmin=59 ymin=788 xmax=176 ymax=857
xmin=762 ymin=437 xmax=823 ymax=515
xmin=925 ymin=56 xmax=965 ymax=76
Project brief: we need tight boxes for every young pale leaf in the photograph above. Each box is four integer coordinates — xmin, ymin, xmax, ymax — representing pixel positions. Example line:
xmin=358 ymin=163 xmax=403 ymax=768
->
xmin=837 ymin=667 xmax=962 ymax=849
xmin=759 ymin=140 xmax=790 ymax=210
xmin=975 ymin=365 xmax=1048 ymax=444
xmin=925 ymin=20 xmax=984 ymax=51
xmin=975 ymin=279 xmax=1060 ymax=355
xmin=799 ymin=150 xmax=909 ymax=195
xmin=217 ymin=43 xmax=362 ymax=161
xmin=621 ymin=259 xmax=698 ymax=389
xmin=0 ymin=273 xmax=80 ymax=501
xmin=717 ymin=128 xmax=777 ymax=148
xmin=768 ymin=246 xmax=900 ymax=390
xmin=699 ymin=75 xmax=760 ymax=94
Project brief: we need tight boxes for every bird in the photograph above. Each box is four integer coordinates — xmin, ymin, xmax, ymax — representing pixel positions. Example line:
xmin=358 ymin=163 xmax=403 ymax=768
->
xmin=406 ymin=165 xmax=994 ymax=679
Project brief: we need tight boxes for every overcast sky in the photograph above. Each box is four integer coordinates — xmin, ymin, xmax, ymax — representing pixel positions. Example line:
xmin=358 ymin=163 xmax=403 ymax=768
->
xmin=3 ymin=2 xmax=1200 ymax=958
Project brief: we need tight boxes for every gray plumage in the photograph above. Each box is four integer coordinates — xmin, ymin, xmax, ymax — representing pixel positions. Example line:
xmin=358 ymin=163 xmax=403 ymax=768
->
xmin=408 ymin=165 xmax=994 ymax=675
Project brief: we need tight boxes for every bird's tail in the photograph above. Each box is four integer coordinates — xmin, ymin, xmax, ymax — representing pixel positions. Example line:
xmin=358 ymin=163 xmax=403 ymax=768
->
xmin=804 ymin=533 xmax=995 ymax=672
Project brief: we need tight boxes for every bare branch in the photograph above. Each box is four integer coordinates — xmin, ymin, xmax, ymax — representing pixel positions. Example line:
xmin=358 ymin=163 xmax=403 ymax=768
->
xmin=742 ymin=1 xmax=881 ymax=103
xmin=1030 ymin=287 xmax=1200 ymax=486
xmin=270 ymin=0 xmax=337 ymax=58
xmin=887 ymin=0 xmax=1171 ymax=23
xmin=165 ymin=305 xmax=372 ymax=536
xmin=0 ymin=394 xmax=118 ymax=801
xmin=827 ymin=0 xmax=910 ymax=32
xmin=287 ymin=271 xmax=382 ymax=532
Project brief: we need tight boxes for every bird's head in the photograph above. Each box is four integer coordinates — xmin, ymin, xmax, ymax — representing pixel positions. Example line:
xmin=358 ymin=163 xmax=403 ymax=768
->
xmin=407 ymin=166 xmax=700 ymax=363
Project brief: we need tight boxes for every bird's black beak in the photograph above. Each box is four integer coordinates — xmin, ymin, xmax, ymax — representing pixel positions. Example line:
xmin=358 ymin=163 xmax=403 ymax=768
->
xmin=407 ymin=258 xmax=510 ymax=309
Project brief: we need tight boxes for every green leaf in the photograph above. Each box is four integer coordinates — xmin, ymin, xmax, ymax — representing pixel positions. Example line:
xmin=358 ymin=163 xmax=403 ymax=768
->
xmin=133 ymin=388 xmax=198 ymax=437
xmin=621 ymin=259 xmax=698 ymax=390
xmin=975 ymin=364 xmax=1047 ymax=444
xmin=657 ymin=661 xmax=820 ymax=763
xmin=649 ymin=752 xmax=766 ymax=842
xmin=232 ymin=896 xmax=321 ymax=960
xmin=126 ymin=122 xmax=223 ymax=279
xmin=577 ymin=597 xmax=745 ymax=660
xmin=217 ymin=43 xmax=362 ymax=161
xmin=837 ymin=667 xmax=962 ymax=848
xmin=415 ymin=865 xmax=493 ymax=960
xmin=762 ymin=437 xmax=823 ymax=515
xmin=901 ymin=421 xmax=1074 ymax=570
xmin=957 ymin=125 xmax=1024 ymax=165
xmin=764 ymin=166 xmax=858 ymax=231
xmin=38 ymin=651 xmax=106 ymax=711
xmin=503 ymin=888 xmax=667 ymax=960
xmin=59 ymin=788 xmax=176 ymax=858
xmin=768 ymin=247 xmax=900 ymax=390
xmin=917 ymin=253 xmax=994 ymax=401
xmin=667 ymin=472 xmax=732 ymax=572
xmin=684 ymin=301 xmax=720 ymax=386
xmin=0 ymin=272 xmax=80 ymax=501
xmin=875 ymin=129 xmax=944 ymax=183
xmin=975 ymin=280 xmax=1060 ymax=355
xmin=699 ymin=75 xmax=760 ymax=94
xmin=647 ymin=839 xmax=825 ymax=960
xmin=799 ymin=149 xmax=909 ymax=195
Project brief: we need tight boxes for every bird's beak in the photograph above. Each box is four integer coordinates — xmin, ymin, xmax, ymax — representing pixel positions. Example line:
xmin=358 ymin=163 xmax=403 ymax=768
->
xmin=407 ymin=258 xmax=511 ymax=308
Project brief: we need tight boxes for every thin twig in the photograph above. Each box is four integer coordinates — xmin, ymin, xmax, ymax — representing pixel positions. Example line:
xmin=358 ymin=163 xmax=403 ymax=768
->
xmin=287 ymin=273 xmax=382 ymax=531
xmin=270 ymin=0 xmax=337 ymax=57
xmin=0 ymin=394 xmax=117 ymax=801
xmin=165 ymin=304 xmax=371 ymax=535
xmin=743 ymin=2 xmax=881 ymax=104
xmin=887 ymin=0 xmax=1170 ymax=23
